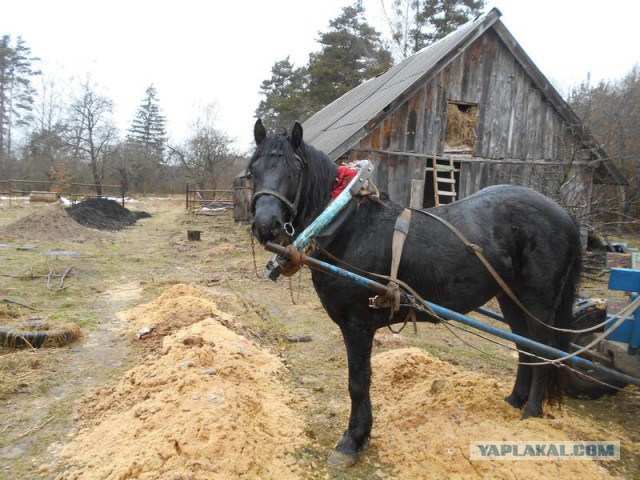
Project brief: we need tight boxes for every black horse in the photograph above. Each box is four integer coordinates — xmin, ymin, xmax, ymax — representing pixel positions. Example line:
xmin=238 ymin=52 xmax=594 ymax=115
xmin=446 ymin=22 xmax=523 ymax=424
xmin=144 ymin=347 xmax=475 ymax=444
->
xmin=249 ymin=119 xmax=581 ymax=466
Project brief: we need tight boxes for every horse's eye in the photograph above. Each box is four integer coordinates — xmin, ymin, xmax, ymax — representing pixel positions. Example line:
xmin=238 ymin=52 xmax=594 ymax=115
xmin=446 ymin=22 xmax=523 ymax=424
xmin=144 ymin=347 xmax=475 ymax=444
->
xmin=246 ymin=170 xmax=252 ymax=179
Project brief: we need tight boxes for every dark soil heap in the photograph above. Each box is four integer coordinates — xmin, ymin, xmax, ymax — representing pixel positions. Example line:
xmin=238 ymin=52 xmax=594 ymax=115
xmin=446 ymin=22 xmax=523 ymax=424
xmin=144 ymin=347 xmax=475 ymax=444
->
xmin=66 ymin=198 xmax=151 ymax=231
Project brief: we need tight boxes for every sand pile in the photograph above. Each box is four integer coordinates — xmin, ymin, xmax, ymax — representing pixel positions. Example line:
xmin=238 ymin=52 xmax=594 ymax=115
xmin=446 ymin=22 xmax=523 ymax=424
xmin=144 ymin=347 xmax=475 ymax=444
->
xmin=0 ymin=203 xmax=105 ymax=242
xmin=53 ymin=284 xmax=626 ymax=479
xmin=370 ymin=348 xmax=613 ymax=479
xmin=58 ymin=284 xmax=305 ymax=480
xmin=118 ymin=284 xmax=228 ymax=356
xmin=66 ymin=198 xmax=151 ymax=231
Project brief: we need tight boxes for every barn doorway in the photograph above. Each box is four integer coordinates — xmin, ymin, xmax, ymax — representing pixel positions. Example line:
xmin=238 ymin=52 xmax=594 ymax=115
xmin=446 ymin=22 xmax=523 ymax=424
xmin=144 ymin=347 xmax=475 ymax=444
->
xmin=423 ymin=157 xmax=461 ymax=208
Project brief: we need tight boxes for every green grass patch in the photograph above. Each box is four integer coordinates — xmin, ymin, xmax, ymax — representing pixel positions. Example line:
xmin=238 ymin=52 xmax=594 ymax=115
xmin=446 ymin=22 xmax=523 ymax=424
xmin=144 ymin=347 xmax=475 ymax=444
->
xmin=48 ymin=308 xmax=98 ymax=329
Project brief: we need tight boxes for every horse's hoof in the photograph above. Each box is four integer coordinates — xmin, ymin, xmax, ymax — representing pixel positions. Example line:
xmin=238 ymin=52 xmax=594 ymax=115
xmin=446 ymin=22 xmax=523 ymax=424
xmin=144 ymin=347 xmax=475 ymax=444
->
xmin=505 ymin=394 xmax=525 ymax=409
xmin=328 ymin=450 xmax=357 ymax=469
xmin=521 ymin=408 xmax=543 ymax=419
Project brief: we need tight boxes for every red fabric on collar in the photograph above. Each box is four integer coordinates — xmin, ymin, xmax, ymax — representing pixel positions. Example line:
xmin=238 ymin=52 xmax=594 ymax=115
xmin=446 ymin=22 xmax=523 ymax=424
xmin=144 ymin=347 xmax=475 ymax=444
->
xmin=332 ymin=165 xmax=360 ymax=199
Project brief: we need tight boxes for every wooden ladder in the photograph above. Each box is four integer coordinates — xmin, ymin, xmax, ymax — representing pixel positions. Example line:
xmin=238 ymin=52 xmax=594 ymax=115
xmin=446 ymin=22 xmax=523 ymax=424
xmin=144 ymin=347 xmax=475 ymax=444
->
xmin=432 ymin=156 xmax=457 ymax=206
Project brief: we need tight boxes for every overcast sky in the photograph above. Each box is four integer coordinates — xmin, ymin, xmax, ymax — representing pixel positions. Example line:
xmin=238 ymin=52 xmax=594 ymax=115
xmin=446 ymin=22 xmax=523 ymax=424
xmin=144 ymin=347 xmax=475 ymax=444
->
xmin=1 ymin=0 xmax=638 ymax=152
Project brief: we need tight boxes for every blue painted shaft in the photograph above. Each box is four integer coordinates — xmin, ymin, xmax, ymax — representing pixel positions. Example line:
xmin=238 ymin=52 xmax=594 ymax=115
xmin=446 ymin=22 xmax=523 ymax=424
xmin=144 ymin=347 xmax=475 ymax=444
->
xmin=427 ymin=301 xmax=638 ymax=388
xmin=293 ymin=161 xmax=372 ymax=251
xmin=475 ymin=306 xmax=505 ymax=322
xmin=293 ymin=191 xmax=353 ymax=251
xmin=265 ymin=243 xmax=640 ymax=389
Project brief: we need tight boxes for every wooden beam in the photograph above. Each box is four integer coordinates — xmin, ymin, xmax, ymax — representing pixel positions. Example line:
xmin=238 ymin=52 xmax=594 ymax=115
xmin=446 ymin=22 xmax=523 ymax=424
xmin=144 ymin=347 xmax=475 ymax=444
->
xmin=351 ymin=148 xmax=597 ymax=166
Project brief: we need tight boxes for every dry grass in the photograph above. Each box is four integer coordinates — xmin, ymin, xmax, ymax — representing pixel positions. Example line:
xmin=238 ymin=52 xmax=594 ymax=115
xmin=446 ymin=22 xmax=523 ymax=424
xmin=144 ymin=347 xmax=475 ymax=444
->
xmin=0 ymin=350 xmax=42 ymax=400
xmin=446 ymin=103 xmax=478 ymax=148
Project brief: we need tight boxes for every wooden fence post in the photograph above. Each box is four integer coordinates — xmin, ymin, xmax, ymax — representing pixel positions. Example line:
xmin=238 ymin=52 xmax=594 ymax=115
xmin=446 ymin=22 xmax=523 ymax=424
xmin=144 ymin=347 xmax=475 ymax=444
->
xmin=120 ymin=179 xmax=126 ymax=207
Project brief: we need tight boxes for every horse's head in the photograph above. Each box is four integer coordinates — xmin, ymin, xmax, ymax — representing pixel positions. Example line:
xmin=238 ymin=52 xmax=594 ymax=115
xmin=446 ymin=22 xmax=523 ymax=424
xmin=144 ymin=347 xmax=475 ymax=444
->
xmin=250 ymin=119 xmax=307 ymax=246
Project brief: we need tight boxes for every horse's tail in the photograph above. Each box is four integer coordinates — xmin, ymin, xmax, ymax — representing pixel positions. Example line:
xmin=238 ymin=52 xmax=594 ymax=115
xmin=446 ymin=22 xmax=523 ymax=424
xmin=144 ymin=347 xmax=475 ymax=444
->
xmin=546 ymin=229 xmax=582 ymax=406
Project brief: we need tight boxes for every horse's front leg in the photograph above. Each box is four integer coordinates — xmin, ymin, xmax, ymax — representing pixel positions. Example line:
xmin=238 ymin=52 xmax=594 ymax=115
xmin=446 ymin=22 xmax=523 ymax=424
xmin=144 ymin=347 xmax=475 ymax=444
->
xmin=329 ymin=318 xmax=376 ymax=468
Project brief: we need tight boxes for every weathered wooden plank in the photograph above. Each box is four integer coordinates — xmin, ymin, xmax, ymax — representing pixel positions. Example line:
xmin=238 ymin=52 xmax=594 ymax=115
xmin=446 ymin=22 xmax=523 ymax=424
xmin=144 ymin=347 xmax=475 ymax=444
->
xmin=414 ymin=86 xmax=426 ymax=153
xmin=436 ymin=72 xmax=449 ymax=154
xmin=475 ymin=33 xmax=496 ymax=157
xmin=382 ymin=117 xmax=392 ymax=149
xmin=493 ymin=40 xmax=509 ymax=159
xmin=390 ymin=102 xmax=408 ymax=152
xmin=410 ymin=179 xmax=424 ymax=209
xmin=511 ymin=67 xmax=527 ymax=157
xmin=422 ymin=83 xmax=433 ymax=153
xmin=374 ymin=153 xmax=388 ymax=192
xmin=448 ymin=55 xmax=463 ymax=99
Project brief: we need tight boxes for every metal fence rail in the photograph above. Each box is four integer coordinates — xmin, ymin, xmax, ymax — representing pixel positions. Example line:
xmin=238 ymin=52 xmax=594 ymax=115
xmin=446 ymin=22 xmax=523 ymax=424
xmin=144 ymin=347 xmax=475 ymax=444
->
xmin=185 ymin=183 xmax=234 ymax=210
xmin=0 ymin=179 xmax=126 ymax=206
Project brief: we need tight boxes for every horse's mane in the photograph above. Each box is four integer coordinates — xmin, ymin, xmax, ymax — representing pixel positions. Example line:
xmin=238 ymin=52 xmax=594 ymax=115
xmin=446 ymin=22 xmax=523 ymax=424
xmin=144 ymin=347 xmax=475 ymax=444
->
xmin=250 ymin=129 xmax=337 ymax=229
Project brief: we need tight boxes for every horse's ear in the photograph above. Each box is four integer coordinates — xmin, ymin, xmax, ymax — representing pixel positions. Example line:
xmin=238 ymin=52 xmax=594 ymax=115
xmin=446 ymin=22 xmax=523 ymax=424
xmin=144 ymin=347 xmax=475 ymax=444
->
xmin=291 ymin=122 xmax=303 ymax=150
xmin=254 ymin=119 xmax=266 ymax=145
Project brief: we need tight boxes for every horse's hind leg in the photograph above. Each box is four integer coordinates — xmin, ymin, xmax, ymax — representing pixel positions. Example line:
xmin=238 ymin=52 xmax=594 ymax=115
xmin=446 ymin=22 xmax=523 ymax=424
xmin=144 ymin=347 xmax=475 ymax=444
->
xmin=502 ymin=294 xmax=557 ymax=419
xmin=508 ymin=351 xmax=534 ymax=408
xmin=329 ymin=318 xmax=376 ymax=468
xmin=498 ymin=297 xmax=532 ymax=408
xmin=522 ymin=364 xmax=554 ymax=418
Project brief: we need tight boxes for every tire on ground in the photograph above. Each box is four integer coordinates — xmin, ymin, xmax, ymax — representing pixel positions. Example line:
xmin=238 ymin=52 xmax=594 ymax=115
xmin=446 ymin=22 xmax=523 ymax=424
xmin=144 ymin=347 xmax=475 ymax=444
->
xmin=0 ymin=320 xmax=81 ymax=348
xmin=565 ymin=299 xmax=628 ymax=399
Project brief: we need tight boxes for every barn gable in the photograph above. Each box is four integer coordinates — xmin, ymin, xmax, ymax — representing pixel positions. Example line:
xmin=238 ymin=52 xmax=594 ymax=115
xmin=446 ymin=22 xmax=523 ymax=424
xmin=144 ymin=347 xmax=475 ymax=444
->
xmin=302 ymin=8 xmax=625 ymax=211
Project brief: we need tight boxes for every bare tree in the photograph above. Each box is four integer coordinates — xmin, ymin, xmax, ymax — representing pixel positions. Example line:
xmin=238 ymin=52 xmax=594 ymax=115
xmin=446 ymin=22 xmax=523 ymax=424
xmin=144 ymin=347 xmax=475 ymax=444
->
xmin=570 ymin=67 xmax=640 ymax=222
xmin=20 ymin=75 xmax=69 ymax=181
xmin=381 ymin=0 xmax=485 ymax=58
xmin=33 ymin=74 xmax=65 ymax=132
xmin=167 ymin=103 xmax=236 ymax=192
xmin=381 ymin=0 xmax=416 ymax=58
xmin=66 ymin=80 xmax=117 ymax=195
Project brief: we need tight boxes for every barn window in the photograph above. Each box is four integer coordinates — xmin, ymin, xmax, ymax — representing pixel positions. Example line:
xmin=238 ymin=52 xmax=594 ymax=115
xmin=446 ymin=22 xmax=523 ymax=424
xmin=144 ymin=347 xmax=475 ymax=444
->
xmin=406 ymin=109 xmax=417 ymax=152
xmin=445 ymin=101 xmax=478 ymax=153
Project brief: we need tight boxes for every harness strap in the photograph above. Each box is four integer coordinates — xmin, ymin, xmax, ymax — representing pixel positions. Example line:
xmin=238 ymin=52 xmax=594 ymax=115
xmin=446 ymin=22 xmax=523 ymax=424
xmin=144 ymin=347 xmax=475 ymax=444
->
xmin=386 ymin=209 xmax=417 ymax=334
xmin=390 ymin=209 xmax=411 ymax=280
xmin=251 ymin=188 xmax=299 ymax=218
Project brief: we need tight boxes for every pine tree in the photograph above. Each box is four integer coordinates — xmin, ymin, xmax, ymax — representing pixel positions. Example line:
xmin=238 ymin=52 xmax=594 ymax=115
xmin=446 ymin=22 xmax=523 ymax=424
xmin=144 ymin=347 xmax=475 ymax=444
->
xmin=127 ymin=84 xmax=167 ymax=156
xmin=0 ymin=35 xmax=40 ymax=175
xmin=125 ymin=85 xmax=167 ymax=192
xmin=418 ymin=0 xmax=485 ymax=45
xmin=255 ymin=57 xmax=310 ymax=131
xmin=255 ymin=1 xmax=392 ymax=126
xmin=306 ymin=1 xmax=392 ymax=112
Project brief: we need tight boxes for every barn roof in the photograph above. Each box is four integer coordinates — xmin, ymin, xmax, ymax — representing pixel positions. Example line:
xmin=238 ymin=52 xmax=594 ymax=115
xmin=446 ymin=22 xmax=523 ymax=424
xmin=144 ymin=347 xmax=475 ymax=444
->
xmin=302 ymin=8 xmax=626 ymax=186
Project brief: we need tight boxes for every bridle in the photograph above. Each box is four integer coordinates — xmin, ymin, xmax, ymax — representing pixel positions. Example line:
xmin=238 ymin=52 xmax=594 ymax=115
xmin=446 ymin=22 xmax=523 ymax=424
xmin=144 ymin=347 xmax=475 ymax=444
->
xmin=250 ymin=148 xmax=306 ymax=237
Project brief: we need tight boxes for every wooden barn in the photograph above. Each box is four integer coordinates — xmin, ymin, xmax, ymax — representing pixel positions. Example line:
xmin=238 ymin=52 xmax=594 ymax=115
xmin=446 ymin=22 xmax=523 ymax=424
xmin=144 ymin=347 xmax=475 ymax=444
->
xmin=302 ymin=8 xmax=625 ymax=220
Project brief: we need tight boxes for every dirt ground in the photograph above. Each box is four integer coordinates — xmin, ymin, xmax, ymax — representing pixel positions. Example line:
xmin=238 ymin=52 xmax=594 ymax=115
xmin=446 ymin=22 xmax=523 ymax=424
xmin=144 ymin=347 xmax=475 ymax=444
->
xmin=1 ymin=197 xmax=639 ymax=479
